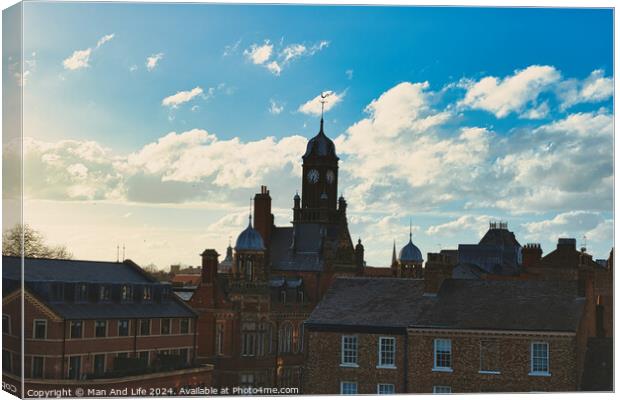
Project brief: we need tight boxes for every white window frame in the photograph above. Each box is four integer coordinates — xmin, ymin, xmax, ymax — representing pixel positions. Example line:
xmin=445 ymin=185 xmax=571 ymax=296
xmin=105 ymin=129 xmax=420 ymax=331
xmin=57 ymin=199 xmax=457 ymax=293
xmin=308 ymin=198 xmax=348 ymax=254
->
xmin=179 ymin=318 xmax=190 ymax=334
xmin=118 ymin=319 xmax=130 ymax=337
xmin=529 ymin=341 xmax=551 ymax=376
xmin=377 ymin=336 xmax=396 ymax=368
xmin=340 ymin=381 xmax=357 ymax=395
xmin=432 ymin=338 xmax=453 ymax=372
xmin=33 ymin=319 xmax=47 ymax=339
xmin=433 ymin=385 xmax=452 ymax=394
xmin=377 ymin=383 xmax=395 ymax=394
xmin=340 ymin=335 xmax=358 ymax=367
xmin=139 ymin=319 xmax=151 ymax=336
xmin=160 ymin=318 xmax=171 ymax=335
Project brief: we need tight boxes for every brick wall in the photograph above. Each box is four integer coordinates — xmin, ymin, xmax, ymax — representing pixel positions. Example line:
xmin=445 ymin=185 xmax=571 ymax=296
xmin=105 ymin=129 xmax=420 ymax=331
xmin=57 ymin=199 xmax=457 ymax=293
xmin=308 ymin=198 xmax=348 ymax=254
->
xmin=407 ymin=330 xmax=579 ymax=393
xmin=304 ymin=330 xmax=406 ymax=394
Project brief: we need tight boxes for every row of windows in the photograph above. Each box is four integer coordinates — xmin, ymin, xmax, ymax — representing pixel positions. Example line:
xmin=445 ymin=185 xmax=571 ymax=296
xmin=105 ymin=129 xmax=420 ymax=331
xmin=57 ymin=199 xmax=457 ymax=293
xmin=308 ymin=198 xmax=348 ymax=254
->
xmin=340 ymin=382 xmax=395 ymax=395
xmin=431 ymin=338 xmax=550 ymax=375
xmin=48 ymin=283 xmax=169 ymax=303
xmin=339 ymin=336 xmax=551 ymax=376
xmin=30 ymin=318 xmax=191 ymax=339
xmin=341 ymin=336 xmax=396 ymax=368
xmin=222 ymin=321 xmax=304 ymax=357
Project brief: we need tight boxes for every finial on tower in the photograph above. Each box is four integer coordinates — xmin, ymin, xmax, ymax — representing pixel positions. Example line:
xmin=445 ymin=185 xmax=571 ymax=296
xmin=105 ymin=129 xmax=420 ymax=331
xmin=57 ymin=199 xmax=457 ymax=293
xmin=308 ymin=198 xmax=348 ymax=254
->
xmin=319 ymin=91 xmax=333 ymax=132
xmin=409 ymin=218 xmax=413 ymax=241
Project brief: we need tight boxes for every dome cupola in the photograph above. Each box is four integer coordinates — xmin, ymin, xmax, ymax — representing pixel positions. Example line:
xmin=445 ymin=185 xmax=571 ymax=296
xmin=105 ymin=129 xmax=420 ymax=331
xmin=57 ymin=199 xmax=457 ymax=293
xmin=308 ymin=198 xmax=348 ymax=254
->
xmin=235 ymin=215 xmax=265 ymax=252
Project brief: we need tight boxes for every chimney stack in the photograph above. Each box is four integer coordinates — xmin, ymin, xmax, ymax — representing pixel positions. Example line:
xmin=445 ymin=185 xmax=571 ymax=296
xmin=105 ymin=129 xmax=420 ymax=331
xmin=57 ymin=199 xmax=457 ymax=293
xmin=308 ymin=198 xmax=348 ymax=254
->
xmin=254 ymin=186 xmax=273 ymax=247
xmin=424 ymin=252 xmax=454 ymax=294
xmin=201 ymin=249 xmax=219 ymax=284
xmin=522 ymin=243 xmax=542 ymax=269
xmin=557 ymin=238 xmax=577 ymax=252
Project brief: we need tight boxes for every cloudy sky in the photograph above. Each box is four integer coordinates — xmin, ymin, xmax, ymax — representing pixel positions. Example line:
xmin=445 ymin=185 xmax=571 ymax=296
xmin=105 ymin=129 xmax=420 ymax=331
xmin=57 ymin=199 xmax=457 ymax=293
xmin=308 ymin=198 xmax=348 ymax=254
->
xmin=4 ymin=4 xmax=614 ymax=269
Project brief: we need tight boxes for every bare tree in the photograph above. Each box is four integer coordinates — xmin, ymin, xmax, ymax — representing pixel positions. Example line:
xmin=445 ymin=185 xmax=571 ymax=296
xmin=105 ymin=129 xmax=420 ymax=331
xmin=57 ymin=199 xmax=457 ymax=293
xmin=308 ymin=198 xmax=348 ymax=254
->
xmin=2 ymin=224 xmax=73 ymax=259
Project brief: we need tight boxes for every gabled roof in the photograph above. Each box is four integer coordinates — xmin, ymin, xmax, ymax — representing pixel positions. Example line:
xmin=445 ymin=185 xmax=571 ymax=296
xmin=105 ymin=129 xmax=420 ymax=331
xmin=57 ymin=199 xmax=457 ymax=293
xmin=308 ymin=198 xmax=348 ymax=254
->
xmin=3 ymin=256 xmax=154 ymax=284
xmin=412 ymin=279 xmax=584 ymax=332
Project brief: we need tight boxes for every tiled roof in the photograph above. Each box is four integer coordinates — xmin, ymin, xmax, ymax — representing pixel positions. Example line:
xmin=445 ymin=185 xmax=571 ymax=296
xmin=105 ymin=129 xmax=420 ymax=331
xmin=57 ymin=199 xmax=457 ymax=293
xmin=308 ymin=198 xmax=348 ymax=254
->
xmin=46 ymin=299 xmax=195 ymax=319
xmin=3 ymin=256 xmax=153 ymax=284
xmin=413 ymin=279 xmax=584 ymax=332
xmin=306 ymin=277 xmax=430 ymax=330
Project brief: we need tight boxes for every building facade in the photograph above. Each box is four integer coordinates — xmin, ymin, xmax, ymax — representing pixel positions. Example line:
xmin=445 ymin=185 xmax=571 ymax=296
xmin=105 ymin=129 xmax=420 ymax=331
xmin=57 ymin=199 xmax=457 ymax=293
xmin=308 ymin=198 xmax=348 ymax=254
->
xmin=2 ymin=256 xmax=211 ymax=397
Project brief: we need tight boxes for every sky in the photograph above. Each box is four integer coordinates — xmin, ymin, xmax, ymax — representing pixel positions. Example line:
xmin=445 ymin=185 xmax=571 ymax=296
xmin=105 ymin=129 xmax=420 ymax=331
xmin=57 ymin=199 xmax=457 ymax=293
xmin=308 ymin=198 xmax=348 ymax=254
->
xmin=3 ymin=3 xmax=614 ymax=269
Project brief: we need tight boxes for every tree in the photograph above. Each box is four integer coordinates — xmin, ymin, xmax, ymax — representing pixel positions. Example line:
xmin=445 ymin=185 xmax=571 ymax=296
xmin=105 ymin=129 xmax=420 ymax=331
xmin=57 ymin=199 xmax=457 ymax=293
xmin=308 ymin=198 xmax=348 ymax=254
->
xmin=2 ymin=224 xmax=73 ymax=259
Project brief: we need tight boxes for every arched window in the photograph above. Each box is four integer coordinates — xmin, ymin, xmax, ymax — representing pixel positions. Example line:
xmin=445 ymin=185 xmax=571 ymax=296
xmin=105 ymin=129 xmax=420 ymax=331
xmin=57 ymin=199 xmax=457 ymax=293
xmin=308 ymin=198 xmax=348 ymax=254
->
xmin=278 ymin=322 xmax=292 ymax=353
xmin=257 ymin=320 xmax=270 ymax=357
xmin=245 ymin=259 xmax=253 ymax=281
xmin=241 ymin=321 xmax=257 ymax=356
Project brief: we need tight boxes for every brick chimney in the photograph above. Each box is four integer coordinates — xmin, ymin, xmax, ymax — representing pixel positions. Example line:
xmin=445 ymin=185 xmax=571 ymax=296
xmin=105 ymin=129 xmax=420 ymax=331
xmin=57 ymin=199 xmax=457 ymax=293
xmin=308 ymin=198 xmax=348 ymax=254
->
xmin=557 ymin=238 xmax=577 ymax=252
xmin=424 ymin=252 xmax=453 ymax=294
xmin=253 ymin=185 xmax=273 ymax=247
xmin=522 ymin=243 xmax=542 ymax=269
xmin=201 ymin=249 xmax=219 ymax=284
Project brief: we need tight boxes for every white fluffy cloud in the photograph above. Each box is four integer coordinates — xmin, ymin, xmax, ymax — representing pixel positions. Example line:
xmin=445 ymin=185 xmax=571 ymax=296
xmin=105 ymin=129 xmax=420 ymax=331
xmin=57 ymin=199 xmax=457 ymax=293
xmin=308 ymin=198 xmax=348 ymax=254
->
xmin=63 ymin=33 xmax=115 ymax=70
xmin=162 ymin=87 xmax=204 ymax=108
xmin=426 ymin=215 xmax=496 ymax=238
xmin=458 ymin=65 xmax=561 ymax=118
xmin=298 ymin=90 xmax=345 ymax=116
xmin=521 ymin=211 xmax=609 ymax=245
xmin=243 ymin=39 xmax=329 ymax=75
xmin=269 ymin=99 xmax=284 ymax=115
xmin=557 ymin=69 xmax=613 ymax=110
xmin=244 ymin=41 xmax=273 ymax=65
xmin=146 ymin=53 xmax=164 ymax=71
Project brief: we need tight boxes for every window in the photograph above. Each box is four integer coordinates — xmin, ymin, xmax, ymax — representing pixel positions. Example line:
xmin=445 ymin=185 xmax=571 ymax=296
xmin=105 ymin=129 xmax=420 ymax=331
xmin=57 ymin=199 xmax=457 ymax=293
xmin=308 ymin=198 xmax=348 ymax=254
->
xmin=68 ymin=356 xmax=81 ymax=379
xmin=76 ymin=284 xmax=88 ymax=302
xmin=341 ymin=335 xmax=358 ymax=366
xmin=143 ymin=286 xmax=152 ymax=301
xmin=433 ymin=386 xmax=452 ymax=394
xmin=180 ymin=318 xmax=190 ymax=334
xmin=340 ymin=381 xmax=357 ymax=395
xmin=139 ymin=351 xmax=149 ymax=366
xmin=121 ymin=285 xmax=132 ymax=301
xmin=278 ymin=322 xmax=292 ymax=353
xmin=377 ymin=384 xmax=395 ymax=394
xmin=118 ymin=320 xmax=130 ymax=336
xmin=70 ymin=321 xmax=82 ymax=339
xmin=140 ymin=319 xmax=151 ymax=336
xmin=241 ymin=322 xmax=257 ymax=356
xmin=99 ymin=285 xmax=110 ymax=301
xmin=479 ymin=340 xmax=500 ymax=373
xmin=179 ymin=348 xmax=189 ymax=364
xmin=378 ymin=337 xmax=396 ymax=367
xmin=93 ymin=354 xmax=105 ymax=376
xmin=3 ymin=314 xmax=10 ymax=334
xmin=33 ymin=319 xmax=47 ymax=339
xmin=297 ymin=290 xmax=304 ymax=303
xmin=160 ymin=318 xmax=171 ymax=335
xmin=51 ymin=283 xmax=63 ymax=301
xmin=117 ymin=352 xmax=129 ymax=358
xmin=95 ymin=321 xmax=107 ymax=337
xmin=530 ymin=342 xmax=550 ymax=375
xmin=31 ymin=357 xmax=44 ymax=379
xmin=215 ymin=323 xmax=224 ymax=356
xmin=240 ymin=373 xmax=254 ymax=388
xmin=257 ymin=321 xmax=271 ymax=356
xmin=433 ymin=339 xmax=452 ymax=371
xmin=3 ymin=351 xmax=12 ymax=373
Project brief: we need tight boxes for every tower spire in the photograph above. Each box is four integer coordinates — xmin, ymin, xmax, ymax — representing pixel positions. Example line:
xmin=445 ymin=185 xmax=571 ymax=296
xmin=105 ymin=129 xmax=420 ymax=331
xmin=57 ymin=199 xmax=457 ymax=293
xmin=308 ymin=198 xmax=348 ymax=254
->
xmin=392 ymin=240 xmax=397 ymax=264
xmin=409 ymin=218 xmax=413 ymax=241
xmin=319 ymin=91 xmax=332 ymax=133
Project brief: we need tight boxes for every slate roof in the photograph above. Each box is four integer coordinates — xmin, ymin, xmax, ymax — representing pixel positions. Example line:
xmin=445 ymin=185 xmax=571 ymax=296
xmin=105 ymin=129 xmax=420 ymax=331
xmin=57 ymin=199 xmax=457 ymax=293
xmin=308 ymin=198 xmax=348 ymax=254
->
xmin=3 ymin=256 xmax=153 ymax=283
xmin=306 ymin=278 xmax=431 ymax=331
xmin=413 ymin=279 xmax=584 ymax=332
xmin=307 ymin=277 xmax=584 ymax=334
xmin=3 ymin=256 xmax=196 ymax=319
xmin=302 ymin=121 xmax=338 ymax=160
xmin=269 ymin=224 xmax=343 ymax=272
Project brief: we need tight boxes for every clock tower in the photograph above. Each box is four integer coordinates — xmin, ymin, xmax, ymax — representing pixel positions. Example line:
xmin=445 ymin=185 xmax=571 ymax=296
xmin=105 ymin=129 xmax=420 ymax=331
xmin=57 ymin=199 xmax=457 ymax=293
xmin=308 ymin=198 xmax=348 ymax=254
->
xmin=300 ymin=117 xmax=339 ymax=223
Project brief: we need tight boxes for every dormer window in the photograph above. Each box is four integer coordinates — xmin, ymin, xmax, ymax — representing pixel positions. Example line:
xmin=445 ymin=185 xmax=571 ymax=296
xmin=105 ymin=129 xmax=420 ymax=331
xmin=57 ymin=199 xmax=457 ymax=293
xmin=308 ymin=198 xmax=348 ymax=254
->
xmin=99 ymin=286 xmax=110 ymax=301
xmin=143 ymin=286 xmax=152 ymax=301
xmin=121 ymin=285 xmax=132 ymax=301
xmin=76 ymin=284 xmax=88 ymax=302
xmin=51 ymin=283 xmax=63 ymax=301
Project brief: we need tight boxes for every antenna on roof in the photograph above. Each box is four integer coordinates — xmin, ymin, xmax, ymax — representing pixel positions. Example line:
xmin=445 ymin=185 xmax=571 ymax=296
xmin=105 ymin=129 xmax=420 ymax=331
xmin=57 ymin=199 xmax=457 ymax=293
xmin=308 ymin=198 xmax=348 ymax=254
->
xmin=580 ymin=235 xmax=587 ymax=252
xmin=122 ymin=244 xmax=125 ymax=261
xmin=116 ymin=244 xmax=119 ymax=262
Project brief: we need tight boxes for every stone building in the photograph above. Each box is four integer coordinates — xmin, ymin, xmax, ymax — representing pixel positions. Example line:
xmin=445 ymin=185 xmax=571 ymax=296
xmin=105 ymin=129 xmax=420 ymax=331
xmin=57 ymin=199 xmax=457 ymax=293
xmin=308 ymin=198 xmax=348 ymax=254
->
xmin=2 ymin=256 xmax=211 ymax=397
xmin=188 ymin=118 xmax=364 ymax=389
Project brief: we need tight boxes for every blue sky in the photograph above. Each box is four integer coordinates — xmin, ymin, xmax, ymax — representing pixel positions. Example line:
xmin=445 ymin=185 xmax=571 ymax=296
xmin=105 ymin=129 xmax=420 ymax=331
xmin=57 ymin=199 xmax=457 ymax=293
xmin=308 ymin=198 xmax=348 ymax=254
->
xmin=5 ymin=3 xmax=614 ymax=268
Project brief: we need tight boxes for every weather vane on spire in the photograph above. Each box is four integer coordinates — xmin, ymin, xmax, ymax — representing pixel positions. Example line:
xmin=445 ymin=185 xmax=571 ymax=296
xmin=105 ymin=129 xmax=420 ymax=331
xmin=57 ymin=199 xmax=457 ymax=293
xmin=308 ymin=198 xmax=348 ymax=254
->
xmin=320 ymin=91 xmax=333 ymax=120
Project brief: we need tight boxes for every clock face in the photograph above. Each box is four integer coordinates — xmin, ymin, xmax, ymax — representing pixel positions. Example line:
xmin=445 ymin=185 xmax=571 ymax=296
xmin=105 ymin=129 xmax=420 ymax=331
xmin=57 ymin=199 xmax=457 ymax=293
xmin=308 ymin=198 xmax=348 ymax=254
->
xmin=307 ymin=169 xmax=319 ymax=184
xmin=326 ymin=170 xmax=335 ymax=184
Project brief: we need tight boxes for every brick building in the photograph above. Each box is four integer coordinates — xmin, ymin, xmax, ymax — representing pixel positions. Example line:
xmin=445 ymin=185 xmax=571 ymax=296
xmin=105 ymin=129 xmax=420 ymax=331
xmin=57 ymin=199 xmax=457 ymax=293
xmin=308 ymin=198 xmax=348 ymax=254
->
xmin=2 ymin=256 xmax=212 ymax=397
xmin=187 ymin=118 xmax=365 ymax=389
xmin=304 ymin=241 xmax=610 ymax=394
